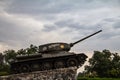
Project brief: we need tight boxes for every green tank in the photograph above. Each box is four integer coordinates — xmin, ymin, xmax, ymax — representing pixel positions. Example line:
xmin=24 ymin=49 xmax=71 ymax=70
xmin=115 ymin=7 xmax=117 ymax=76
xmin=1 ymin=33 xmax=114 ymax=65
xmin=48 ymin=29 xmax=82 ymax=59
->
xmin=10 ymin=30 xmax=102 ymax=73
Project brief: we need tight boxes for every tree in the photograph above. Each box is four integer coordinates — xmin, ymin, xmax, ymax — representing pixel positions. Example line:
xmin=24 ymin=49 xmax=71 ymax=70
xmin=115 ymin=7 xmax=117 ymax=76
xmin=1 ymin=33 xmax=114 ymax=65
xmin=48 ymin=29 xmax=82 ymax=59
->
xmin=17 ymin=44 xmax=38 ymax=55
xmin=0 ymin=53 xmax=4 ymax=65
xmin=4 ymin=50 xmax=17 ymax=64
xmin=0 ymin=64 xmax=10 ymax=75
xmin=85 ymin=49 xmax=120 ymax=78
xmin=108 ymin=53 xmax=120 ymax=78
xmin=17 ymin=49 xmax=27 ymax=55
xmin=0 ymin=50 xmax=16 ymax=75
xmin=0 ymin=44 xmax=39 ymax=76
xmin=26 ymin=44 xmax=38 ymax=55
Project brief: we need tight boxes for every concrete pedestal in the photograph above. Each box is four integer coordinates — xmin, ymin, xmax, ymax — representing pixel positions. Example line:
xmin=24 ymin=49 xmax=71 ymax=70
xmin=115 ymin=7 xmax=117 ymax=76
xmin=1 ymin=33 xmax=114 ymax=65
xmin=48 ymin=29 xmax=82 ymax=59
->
xmin=0 ymin=67 xmax=77 ymax=80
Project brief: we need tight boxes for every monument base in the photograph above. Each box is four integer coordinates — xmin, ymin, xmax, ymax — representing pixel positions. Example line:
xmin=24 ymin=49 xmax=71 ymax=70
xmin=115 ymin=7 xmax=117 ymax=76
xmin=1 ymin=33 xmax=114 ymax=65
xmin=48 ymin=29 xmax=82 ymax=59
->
xmin=0 ymin=67 xmax=77 ymax=80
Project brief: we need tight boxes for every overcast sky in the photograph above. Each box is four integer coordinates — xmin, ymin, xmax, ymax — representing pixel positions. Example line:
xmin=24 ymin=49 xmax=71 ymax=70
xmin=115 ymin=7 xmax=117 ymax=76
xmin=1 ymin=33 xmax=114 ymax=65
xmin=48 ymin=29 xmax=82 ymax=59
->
xmin=0 ymin=0 xmax=120 ymax=72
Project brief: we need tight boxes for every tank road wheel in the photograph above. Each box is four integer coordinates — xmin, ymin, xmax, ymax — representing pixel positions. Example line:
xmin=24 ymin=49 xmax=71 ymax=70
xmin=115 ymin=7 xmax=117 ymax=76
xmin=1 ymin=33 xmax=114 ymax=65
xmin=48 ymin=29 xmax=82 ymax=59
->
xmin=67 ymin=58 xmax=78 ymax=67
xmin=42 ymin=62 xmax=52 ymax=70
xmin=19 ymin=64 xmax=31 ymax=73
xmin=31 ymin=64 xmax=40 ymax=71
xmin=11 ymin=66 xmax=19 ymax=74
xmin=54 ymin=60 xmax=65 ymax=69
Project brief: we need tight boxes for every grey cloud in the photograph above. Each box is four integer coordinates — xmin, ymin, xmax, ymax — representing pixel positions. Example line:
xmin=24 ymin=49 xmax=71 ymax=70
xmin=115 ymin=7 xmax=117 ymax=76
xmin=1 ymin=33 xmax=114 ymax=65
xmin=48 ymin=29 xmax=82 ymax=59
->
xmin=100 ymin=31 xmax=120 ymax=40
xmin=114 ymin=21 xmax=120 ymax=29
xmin=97 ymin=30 xmax=120 ymax=40
xmin=42 ymin=19 xmax=83 ymax=32
xmin=53 ymin=17 xmax=120 ymax=40
xmin=42 ymin=18 xmax=102 ymax=42
xmin=96 ymin=17 xmax=120 ymax=39
xmin=103 ymin=18 xmax=116 ymax=22
xmin=0 ymin=0 xmax=120 ymax=54
xmin=4 ymin=0 xmax=120 ymax=16
xmin=55 ymin=19 xmax=82 ymax=30
xmin=55 ymin=19 xmax=101 ymax=31
xmin=0 ymin=17 xmax=36 ymax=48
xmin=4 ymin=0 xmax=73 ymax=15
xmin=42 ymin=24 xmax=57 ymax=32
xmin=103 ymin=16 xmax=120 ymax=23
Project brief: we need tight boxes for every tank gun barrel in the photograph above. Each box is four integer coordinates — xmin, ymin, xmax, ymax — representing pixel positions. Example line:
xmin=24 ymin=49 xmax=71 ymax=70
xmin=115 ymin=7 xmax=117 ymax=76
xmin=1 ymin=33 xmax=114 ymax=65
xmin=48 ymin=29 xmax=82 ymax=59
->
xmin=70 ymin=30 xmax=102 ymax=47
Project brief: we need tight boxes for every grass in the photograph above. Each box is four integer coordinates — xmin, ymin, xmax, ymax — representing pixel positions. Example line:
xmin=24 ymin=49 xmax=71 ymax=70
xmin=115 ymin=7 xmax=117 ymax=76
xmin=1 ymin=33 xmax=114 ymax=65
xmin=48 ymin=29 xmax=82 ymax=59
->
xmin=0 ymin=72 xmax=9 ymax=76
xmin=77 ymin=77 xmax=120 ymax=80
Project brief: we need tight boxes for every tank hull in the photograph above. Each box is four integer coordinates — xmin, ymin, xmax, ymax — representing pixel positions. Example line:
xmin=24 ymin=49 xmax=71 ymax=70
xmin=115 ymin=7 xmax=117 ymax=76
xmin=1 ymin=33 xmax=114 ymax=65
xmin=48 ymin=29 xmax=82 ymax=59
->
xmin=10 ymin=52 xmax=87 ymax=74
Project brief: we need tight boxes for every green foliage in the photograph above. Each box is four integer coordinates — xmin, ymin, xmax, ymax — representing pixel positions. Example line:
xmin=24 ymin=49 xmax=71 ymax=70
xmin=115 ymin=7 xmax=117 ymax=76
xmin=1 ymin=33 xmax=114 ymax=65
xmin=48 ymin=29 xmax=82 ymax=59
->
xmin=4 ymin=50 xmax=17 ymax=64
xmin=17 ymin=49 xmax=26 ymax=55
xmin=3 ymin=44 xmax=38 ymax=64
xmin=0 ymin=64 xmax=10 ymax=76
xmin=26 ymin=44 xmax=38 ymax=55
xmin=16 ymin=44 xmax=38 ymax=55
xmin=0 ymin=53 xmax=4 ymax=65
xmin=77 ymin=77 xmax=120 ymax=80
xmin=0 ymin=72 xmax=9 ymax=76
xmin=84 ymin=49 xmax=120 ymax=78
xmin=0 ymin=44 xmax=39 ymax=76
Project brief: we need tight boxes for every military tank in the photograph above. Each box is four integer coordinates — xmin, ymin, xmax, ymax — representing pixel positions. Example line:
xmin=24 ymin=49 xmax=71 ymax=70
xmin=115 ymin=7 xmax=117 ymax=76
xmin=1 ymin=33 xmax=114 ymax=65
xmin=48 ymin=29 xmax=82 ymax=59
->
xmin=10 ymin=30 xmax=102 ymax=74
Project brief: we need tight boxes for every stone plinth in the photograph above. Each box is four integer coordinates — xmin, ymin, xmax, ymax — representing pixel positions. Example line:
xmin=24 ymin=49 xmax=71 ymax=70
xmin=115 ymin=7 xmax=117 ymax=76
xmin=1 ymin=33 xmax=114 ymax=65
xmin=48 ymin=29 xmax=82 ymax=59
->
xmin=0 ymin=67 xmax=77 ymax=80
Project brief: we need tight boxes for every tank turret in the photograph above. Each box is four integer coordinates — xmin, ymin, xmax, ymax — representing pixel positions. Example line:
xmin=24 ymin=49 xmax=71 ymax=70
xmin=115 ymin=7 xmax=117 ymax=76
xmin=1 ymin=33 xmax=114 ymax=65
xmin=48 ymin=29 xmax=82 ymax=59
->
xmin=39 ymin=30 xmax=102 ymax=53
